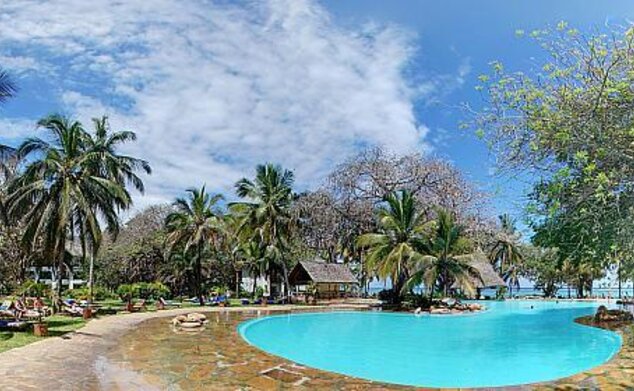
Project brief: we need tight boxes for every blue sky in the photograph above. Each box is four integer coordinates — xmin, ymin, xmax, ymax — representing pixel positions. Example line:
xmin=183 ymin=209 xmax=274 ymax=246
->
xmin=1 ymin=0 xmax=633 ymax=218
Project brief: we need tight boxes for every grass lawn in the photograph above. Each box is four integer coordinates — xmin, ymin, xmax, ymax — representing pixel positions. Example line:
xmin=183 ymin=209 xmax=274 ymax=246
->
xmin=0 ymin=316 xmax=86 ymax=353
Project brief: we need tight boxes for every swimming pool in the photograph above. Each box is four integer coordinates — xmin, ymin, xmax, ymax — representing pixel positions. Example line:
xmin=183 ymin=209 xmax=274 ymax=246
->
xmin=238 ymin=301 xmax=622 ymax=388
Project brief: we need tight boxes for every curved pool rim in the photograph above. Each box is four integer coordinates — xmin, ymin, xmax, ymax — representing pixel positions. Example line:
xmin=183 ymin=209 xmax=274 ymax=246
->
xmin=237 ymin=302 xmax=622 ymax=388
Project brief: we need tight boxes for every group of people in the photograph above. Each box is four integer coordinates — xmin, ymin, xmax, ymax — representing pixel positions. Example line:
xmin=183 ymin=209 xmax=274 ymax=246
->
xmin=0 ymin=297 xmax=49 ymax=320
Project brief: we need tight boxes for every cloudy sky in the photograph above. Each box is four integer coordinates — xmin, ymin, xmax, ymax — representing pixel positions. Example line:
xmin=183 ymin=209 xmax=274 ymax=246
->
xmin=0 ymin=0 xmax=633 ymax=213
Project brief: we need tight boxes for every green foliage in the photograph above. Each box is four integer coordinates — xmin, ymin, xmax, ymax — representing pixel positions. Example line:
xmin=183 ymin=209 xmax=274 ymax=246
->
xmin=495 ymin=286 xmax=508 ymax=300
xmin=116 ymin=284 xmax=135 ymax=301
xmin=6 ymin=114 xmax=148 ymax=311
xmin=474 ymin=24 xmax=634 ymax=290
xmin=357 ymin=190 xmax=431 ymax=302
xmin=64 ymin=286 xmax=117 ymax=301
xmin=165 ymin=186 xmax=224 ymax=305
xmin=232 ymin=163 xmax=296 ymax=296
xmin=15 ymin=280 xmax=49 ymax=297
xmin=116 ymin=282 xmax=170 ymax=301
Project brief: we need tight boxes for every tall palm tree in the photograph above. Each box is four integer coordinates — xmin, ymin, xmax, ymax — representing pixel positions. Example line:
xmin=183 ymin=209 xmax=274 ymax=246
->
xmin=83 ymin=116 xmax=151 ymax=301
xmin=0 ymin=67 xmax=17 ymax=224
xmin=165 ymin=186 xmax=223 ymax=305
xmin=7 ymin=115 xmax=133 ymax=310
xmin=232 ymin=163 xmax=295 ymax=298
xmin=490 ymin=213 xmax=523 ymax=296
xmin=236 ymin=239 xmax=267 ymax=298
xmin=0 ymin=67 xmax=16 ymax=103
xmin=357 ymin=190 xmax=430 ymax=303
xmin=221 ymin=213 xmax=247 ymax=296
xmin=84 ymin=116 xmax=151 ymax=192
xmin=405 ymin=208 xmax=482 ymax=298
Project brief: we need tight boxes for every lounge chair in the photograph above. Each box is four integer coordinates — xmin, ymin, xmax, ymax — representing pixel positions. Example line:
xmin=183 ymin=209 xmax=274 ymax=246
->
xmin=0 ymin=319 xmax=28 ymax=331
xmin=59 ymin=300 xmax=84 ymax=317
xmin=15 ymin=299 xmax=44 ymax=320
xmin=240 ymin=298 xmax=250 ymax=305
xmin=0 ymin=300 xmax=15 ymax=318
xmin=128 ymin=299 xmax=146 ymax=312
xmin=157 ymin=297 xmax=181 ymax=310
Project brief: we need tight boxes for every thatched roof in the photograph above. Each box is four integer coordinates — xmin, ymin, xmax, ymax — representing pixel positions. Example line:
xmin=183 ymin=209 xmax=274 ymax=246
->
xmin=289 ymin=258 xmax=358 ymax=284
xmin=465 ymin=250 xmax=505 ymax=289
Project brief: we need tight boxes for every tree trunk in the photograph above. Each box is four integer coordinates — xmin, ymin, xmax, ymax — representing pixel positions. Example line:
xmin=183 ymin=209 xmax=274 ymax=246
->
xmin=618 ymin=259 xmax=622 ymax=299
xmin=252 ymin=272 xmax=258 ymax=299
xmin=235 ymin=269 xmax=241 ymax=298
xmin=54 ymin=250 xmax=64 ymax=313
xmin=197 ymin=246 xmax=204 ymax=306
xmin=88 ymin=251 xmax=94 ymax=304
xmin=281 ymin=261 xmax=290 ymax=300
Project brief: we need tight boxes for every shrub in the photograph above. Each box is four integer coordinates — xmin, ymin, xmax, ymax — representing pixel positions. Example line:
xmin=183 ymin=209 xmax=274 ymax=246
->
xmin=402 ymin=293 xmax=432 ymax=309
xmin=377 ymin=289 xmax=399 ymax=304
xmin=64 ymin=286 xmax=117 ymax=301
xmin=116 ymin=282 xmax=171 ymax=301
xmin=16 ymin=280 xmax=50 ymax=297
xmin=495 ymin=286 xmax=508 ymax=301
xmin=116 ymin=284 xmax=134 ymax=302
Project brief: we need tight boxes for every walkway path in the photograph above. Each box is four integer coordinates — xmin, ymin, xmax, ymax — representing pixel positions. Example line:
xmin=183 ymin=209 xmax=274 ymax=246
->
xmin=0 ymin=305 xmax=334 ymax=390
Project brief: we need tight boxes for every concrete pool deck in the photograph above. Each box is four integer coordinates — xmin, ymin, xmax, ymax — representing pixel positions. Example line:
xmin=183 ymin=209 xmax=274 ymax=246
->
xmin=0 ymin=304 xmax=632 ymax=390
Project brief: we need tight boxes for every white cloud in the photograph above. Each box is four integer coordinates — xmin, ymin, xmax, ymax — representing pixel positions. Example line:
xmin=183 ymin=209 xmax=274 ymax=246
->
xmin=0 ymin=0 xmax=427 ymax=207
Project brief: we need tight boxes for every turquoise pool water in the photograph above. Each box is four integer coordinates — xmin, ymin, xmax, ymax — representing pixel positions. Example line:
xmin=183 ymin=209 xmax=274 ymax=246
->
xmin=238 ymin=301 xmax=622 ymax=388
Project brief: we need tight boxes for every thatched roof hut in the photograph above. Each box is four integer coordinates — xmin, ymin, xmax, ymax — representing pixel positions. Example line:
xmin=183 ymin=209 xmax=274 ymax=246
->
xmin=289 ymin=259 xmax=358 ymax=285
xmin=463 ymin=250 xmax=506 ymax=289
xmin=289 ymin=258 xmax=358 ymax=299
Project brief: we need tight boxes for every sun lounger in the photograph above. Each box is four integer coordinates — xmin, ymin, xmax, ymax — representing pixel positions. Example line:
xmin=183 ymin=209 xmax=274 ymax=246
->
xmin=157 ymin=297 xmax=182 ymax=310
xmin=58 ymin=299 xmax=84 ymax=316
xmin=128 ymin=299 xmax=146 ymax=312
xmin=0 ymin=300 xmax=15 ymax=318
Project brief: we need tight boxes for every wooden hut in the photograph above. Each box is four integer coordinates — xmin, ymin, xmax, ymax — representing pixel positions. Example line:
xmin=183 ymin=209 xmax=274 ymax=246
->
xmin=289 ymin=259 xmax=358 ymax=300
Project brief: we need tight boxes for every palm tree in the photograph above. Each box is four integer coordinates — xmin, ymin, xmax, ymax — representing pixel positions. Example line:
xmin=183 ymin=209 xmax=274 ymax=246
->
xmin=84 ymin=116 xmax=152 ymax=192
xmin=221 ymin=213 xmax=247 ymax=296
xmin=165 ymin=186 xmax=223 ymax=305
xmin=0 ymin=67 xmax=16 ymax=103
xmin=236 ymin=239 xmax=267 ymax=298
xmin=232 ymin=163 xmax=295 ymax=298
xmin=83 ymin=116 xmax=151 ymax=301
xmin=405 ymin=208 xmax=482 ymax=298
xmin=490 ymin=213 xmax=523 ymax=297
xmin=357 ymin=190 xmax=430 ymax=303
xmin=0 ymin=67 xmax=17 ymax=224
xmin=7 ymin=115 xmax=133 ymax=310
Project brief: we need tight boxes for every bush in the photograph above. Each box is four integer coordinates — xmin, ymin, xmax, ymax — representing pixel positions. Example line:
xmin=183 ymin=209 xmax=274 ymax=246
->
xmin=378 ymin=289 xmax=400 ymax=304
xmin=254 ymin=286 xmax=264 ymax=298
xmin=495 ymin=286 xmax=508 ymax=301
xmin=402 ymin=293 xmax=432 ymax=309
xmin=116 ymin=282 xmax=171 ymax=301
xmin=116 ymin=284 xmax=134 ymax=302
xmin=64 ymin=286 xmax=117 ymax=301
xmin=16 ymin=280 xmax=49 ymax=297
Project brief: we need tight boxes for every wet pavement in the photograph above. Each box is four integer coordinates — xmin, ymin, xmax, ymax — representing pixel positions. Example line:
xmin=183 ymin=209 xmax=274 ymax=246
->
xmin=0 ymin=306 xmax=632 ymax=390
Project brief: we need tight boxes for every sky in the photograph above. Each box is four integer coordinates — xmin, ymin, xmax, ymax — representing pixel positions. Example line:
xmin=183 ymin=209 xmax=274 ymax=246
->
xmin=1 ymin=0 xmax=634 ymax=219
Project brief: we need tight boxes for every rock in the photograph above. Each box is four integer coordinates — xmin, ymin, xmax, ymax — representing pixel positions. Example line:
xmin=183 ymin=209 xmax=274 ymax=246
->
xmin=179 ymin=321 xmax=203 ymax=329
xmin=171 ymin=315 xmax=189 ymax=326
xmin=187 ymin=313 xmax=207 ymax=322
xmin=595 ymin=305 xmax=634 ymax=322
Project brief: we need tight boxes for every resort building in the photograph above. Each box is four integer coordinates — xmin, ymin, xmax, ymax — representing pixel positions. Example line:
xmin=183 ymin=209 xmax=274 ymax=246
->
xmin=27 ymin=265 xmax=85 ymax=290
xmin=288 ymin=258 xmax=358 ymax=299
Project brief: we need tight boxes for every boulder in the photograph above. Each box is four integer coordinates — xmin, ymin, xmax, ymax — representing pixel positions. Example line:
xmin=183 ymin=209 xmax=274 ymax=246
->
xmin=187 ymin=313 xmax=207 ymax=322
xmin=595 ymin=305 xmax=634 ymax=322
